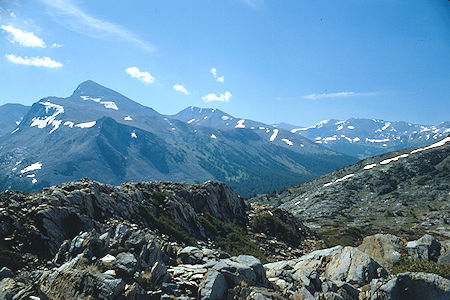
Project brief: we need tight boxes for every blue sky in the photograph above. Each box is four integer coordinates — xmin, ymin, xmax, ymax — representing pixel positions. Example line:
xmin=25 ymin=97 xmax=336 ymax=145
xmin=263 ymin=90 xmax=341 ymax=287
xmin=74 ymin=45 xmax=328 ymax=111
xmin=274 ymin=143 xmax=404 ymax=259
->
xmin=0 ymin=0 xmax=449 ymax=126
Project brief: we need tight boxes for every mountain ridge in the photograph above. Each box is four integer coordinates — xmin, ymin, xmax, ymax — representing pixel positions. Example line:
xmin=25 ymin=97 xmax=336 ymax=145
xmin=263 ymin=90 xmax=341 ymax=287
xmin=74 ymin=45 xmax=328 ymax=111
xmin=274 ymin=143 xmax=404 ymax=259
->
xmin=0 ymin=81 xmax=356 ymax=196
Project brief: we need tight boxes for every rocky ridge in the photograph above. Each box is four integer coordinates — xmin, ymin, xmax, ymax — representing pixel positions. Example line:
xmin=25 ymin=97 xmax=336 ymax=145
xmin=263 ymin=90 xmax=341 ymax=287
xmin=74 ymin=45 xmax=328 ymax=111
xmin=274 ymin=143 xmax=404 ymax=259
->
xmin=253 ymin=136 xmax=450 ymax=245
xmin=0 ymin=179 xmax=448 ymax=299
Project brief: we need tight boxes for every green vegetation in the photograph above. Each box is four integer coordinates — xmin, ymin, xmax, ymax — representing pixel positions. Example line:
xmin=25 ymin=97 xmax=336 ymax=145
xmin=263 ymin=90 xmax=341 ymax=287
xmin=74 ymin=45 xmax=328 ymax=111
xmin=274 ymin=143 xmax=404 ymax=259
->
xmin=393 ymin=256 xmax=450 ymax=279
xmin=250 ymin=213 xmax=300 ymax=247
xmin=320 ymin=225 xmax=371 ymax=248
xmin=152 ymin=191 xmax=170 ymax=206
xmin=138 ymin=204 xmax=196 ymax=246
xmin=199 ymin=213 xmax=267 ymax=263
xmin=0 ymin=248 xmax=24 ymax=271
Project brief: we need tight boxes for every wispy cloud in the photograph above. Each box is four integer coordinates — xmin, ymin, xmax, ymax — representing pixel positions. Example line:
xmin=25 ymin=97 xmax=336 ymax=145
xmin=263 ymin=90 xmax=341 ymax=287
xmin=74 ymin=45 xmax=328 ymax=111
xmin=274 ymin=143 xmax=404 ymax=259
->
xmin=202 ymin=91 xmax=232 ymax=102
xmin=302 ymin=91 xmax=377 ymax=100
xmin=210 ymin=67 xmax=225 ymax=83
xmin=241 ymin=0 xmax=264 ymax=9
xmin=173 ymin=84 xmax=189 ymax=95
xmin=1 ymin=25 xmax=46 ymax=47
xmin=40 ymin=0 xmax=154 ymax=52
xmin=125 ymin=67 xmax=154 ymax=84
xmin=51 ymin=43 xmax=63 ymax=48
xmin=5 ymin=54 xmax=62 ymax=68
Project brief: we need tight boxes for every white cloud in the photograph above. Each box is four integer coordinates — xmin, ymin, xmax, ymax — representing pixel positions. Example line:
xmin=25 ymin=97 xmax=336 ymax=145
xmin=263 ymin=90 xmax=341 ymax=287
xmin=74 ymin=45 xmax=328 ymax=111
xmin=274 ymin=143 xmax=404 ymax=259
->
xmin=210 ymin=67 xmax=217 ymax=77
xmin=125 ymin=67 xmax=154 ymax=84
xmin=51 ymin=43 xmax=63 ymax=48
xmin=5 ymin=54 xmax=62 ymax=68
xmin=302 ymin=91 xmax=377 ymax=100
xmin=202 ymin=91 xmax=232 ymax=102
xmin=173 ymin=84 xmax=189 ymax=95
xmin=210 ymin=67 xmax=225 ymax=83
xmin=1 ymin=25 xmax=46 ymax=48
xmin=39 ymin=0 xmax=154 ymax=52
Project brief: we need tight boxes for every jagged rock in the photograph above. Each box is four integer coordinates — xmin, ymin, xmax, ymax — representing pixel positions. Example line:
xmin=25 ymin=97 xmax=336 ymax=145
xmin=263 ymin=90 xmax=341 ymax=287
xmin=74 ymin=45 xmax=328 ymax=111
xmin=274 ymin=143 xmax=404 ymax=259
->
xmin=294 ymin=287 xmax=315 ymax=300
xmin=149 ymin=262 xmax=167 ymax=287
xmin=218 ymin=255 xmax=269 ymax=287
xmin=407 ymin=234 xmax=441 ymax=262
xmin=0 ymin=278 xmax=20 ymax=300
xmin=357 ymin=234 xmax=405 ymax=270
xmin=178 ymin=246 xmax=204 ymax=264
xmin=315 ymin=291 xmax=344 ymax=300
xmin=0 ymin=267 xmax=14 ymax=280
xmin=114 ymin=252 xmax=138 ymax=277
xmin=373 ymin=272 xmax=450 ymax=300
xmin=198 ymin=269 xmax=227 ymax=300
xmin=265 ymin=246 xmax=386 ymax=288
xmin=438 ymin=240 xmax=450 ymax=265
xmin=124 ymin=282 xmax=147 ymax=300
xmin=39 ymin=266 xmax=126 ymax=299
xmin=140 ymin=240 xmax=167 ymax=269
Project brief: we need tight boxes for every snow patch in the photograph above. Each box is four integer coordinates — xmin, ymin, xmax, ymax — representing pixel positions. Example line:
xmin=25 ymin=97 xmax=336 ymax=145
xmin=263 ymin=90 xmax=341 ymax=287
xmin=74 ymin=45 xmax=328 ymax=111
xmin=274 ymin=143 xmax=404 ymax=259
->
xmin=49 ymin=120 xmax=62 ymax=134
xmin=323 ymin=173 xmax=354 ymax=187
xmin=363 ymin=163 xmax=377 ymax=170
xmin=131 ymin=132 xmax=137 ymax=139
xmin=281 ymin=138 xmax=293 ymax=146
xmin=410 ymin=136 xmax=450 ymax=154
xmin=64 ymin=121 xmax=74 ymax=128
xmin=80 ymin=96 xmax=119 ymax=110
xmin=21 ymin=162 xmax=42 ymax=174
xmin=211 ymin=134 xmax=217 ymax=139
xmin=221 ymin=115 xmax=230 ymax=121
xmin=366 ymin=138 xmax=389 ymax=143
xmin=336 ymin=124 xmax=344 ymax=131
xmin=32 ymin=178 xmax=37 ymax=184
xmin=75 ymin=121 xmax=96 ymax=128
xmin=269 ymin=129 xmax=279 ymax=142
xmin=380 ymin=153 xmax=409 ymax=165
xmin=124 ymin=116 xmax=133 ymax=121
xmin=235 ymin=119 xmax=246 ymax=128
xmin=187 ymin=119 xmax=196 ymax=124
xmin=30 ymin=101 xmax=64 ymax=130
xmin=347 ymin=126 xmax=355 ymax=129
xmin=381 ymin=122 xmax=391 ymax=131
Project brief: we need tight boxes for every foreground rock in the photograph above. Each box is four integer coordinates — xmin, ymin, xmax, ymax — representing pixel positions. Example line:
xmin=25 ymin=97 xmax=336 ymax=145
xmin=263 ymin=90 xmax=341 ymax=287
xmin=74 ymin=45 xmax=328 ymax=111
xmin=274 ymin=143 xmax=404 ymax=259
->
xmin=358 ymin=234 xmax=405 ymax=270
xmin=372 ymin=272 xmax=450 ymax=300
xmin=0 ymin=179 xmax=449 ymax=299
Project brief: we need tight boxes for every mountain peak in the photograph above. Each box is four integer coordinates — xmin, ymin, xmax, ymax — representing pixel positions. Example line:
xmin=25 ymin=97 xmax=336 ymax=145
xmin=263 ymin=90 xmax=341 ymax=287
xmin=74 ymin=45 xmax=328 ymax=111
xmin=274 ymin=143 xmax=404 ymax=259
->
xmin=72 ymin=80 xmax=117 ymax=98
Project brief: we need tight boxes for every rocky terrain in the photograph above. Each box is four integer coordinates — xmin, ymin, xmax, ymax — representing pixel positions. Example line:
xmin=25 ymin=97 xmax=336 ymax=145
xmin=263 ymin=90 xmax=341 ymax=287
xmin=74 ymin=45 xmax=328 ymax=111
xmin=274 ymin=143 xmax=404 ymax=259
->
xmin=253 ymin=136 xmax=450 ymax=247
xmin=0 ymin=178 xmax=449 ymax=299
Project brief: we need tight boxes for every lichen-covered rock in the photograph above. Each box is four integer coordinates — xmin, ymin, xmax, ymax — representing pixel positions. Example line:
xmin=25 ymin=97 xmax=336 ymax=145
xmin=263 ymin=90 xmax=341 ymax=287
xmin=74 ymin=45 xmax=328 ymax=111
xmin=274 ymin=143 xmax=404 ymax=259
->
xmin=265 ymin=246 xmax=387 ymax=288
xmin=357 ymin=234 xmax=405 ymax=270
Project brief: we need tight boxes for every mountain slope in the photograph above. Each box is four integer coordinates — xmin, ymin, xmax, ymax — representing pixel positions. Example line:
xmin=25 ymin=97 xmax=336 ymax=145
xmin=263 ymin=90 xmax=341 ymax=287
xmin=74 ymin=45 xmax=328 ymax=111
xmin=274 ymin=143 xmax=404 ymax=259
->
xmin=0 ymin=81 xmax=356 ymax=196
xmin=287 ymin=118 xmax=449 ymax=159
xmin=255 ymin=136 xmax=450 ymax=239
xmin=0 ymin=103 xmax=30 ymax=137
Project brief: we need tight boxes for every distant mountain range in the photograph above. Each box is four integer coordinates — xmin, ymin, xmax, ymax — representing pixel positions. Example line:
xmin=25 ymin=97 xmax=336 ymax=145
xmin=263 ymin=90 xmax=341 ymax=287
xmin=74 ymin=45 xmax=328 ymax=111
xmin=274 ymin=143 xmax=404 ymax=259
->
xmin=276 ymin=119 xmax=449 ymax=159
xmin=0 ymin=80 xmax=355 ymax=196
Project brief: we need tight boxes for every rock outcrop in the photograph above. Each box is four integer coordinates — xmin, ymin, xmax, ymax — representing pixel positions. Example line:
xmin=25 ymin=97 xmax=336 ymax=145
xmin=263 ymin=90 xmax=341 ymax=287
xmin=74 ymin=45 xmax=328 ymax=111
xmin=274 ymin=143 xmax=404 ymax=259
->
xmin=0 ymin=180 xmax=449 ymax=299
